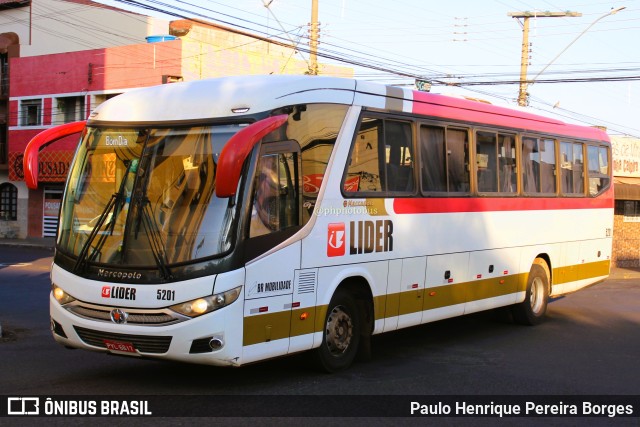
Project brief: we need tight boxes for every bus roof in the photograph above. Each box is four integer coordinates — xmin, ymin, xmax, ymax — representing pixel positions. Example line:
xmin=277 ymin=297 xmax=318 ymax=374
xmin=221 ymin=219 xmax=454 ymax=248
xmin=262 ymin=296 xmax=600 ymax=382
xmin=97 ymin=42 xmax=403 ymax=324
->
xmin=88 ymin=75 xmax=608 ymax=143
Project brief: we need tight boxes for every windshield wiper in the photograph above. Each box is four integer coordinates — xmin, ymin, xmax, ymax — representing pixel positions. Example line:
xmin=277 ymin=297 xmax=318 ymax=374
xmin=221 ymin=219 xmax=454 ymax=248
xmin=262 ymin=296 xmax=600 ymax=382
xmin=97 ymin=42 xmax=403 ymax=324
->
xmin=130 ymin=197 xmax=172 ymax=280
xmin=73 ymin=160 xmax=135 ymax=273
xmin=72 ymin=193 xmax=119 ymax=273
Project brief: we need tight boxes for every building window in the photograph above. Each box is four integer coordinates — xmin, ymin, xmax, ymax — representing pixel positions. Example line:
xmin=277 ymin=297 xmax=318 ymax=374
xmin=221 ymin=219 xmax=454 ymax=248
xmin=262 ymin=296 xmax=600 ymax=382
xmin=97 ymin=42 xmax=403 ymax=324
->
xmin=0 ymin=183 xmax=17 ymax=221
xmin=55 ymin=96 xmax=85 ymax=124
xmin=20 ymin=99 xmax=42 ymax=126
xmin=623 ymin=200 xmax=640 ymax=223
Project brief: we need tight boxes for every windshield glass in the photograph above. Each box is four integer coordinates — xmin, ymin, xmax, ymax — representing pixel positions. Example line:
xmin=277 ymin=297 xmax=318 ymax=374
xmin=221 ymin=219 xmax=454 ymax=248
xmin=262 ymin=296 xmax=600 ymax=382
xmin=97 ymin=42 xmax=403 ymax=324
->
xmin=58 ymin=124 xmax=242 ymax=268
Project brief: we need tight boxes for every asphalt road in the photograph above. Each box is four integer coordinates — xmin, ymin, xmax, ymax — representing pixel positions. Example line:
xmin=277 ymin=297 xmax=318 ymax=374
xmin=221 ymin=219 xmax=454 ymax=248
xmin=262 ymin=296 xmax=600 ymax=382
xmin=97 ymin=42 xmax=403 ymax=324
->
xmin=1 ymin=245 xmax=639 ymax=425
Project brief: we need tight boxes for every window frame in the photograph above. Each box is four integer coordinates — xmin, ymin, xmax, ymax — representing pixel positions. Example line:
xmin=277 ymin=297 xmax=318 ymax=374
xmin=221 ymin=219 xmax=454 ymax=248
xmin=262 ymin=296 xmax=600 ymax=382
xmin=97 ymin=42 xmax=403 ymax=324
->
xmin=559 ymin=140 xmax=586 ymax=197
xmin=419 ymin=122 xmax=472 ymax=196
xmin=20 ymin=98 xmax=43 ymax=127
xmin=474 ymin=128 xmax=519 ymax=196
xmin=586 ymin=143 xmax=611 ymax=197
xmin=341 ymin=112 xmax=416 ymax=198
xmin=520 ymin=134 xmax=559 ymax=197
xmin=0 ymin=182 xmax=18 ymax=221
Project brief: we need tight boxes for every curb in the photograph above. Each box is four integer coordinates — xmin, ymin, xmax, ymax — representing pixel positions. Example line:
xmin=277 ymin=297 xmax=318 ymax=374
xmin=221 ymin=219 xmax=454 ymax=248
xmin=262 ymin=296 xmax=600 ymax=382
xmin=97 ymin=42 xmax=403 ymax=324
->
xmin=0 ymin=239 xmax=55 ymax=251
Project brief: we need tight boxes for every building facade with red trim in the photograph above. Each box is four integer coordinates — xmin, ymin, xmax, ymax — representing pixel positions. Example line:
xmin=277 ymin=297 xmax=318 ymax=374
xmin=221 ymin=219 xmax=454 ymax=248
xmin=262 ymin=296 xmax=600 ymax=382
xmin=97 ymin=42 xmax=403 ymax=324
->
xmin=1 ymin=9 xmax=352 ymax=239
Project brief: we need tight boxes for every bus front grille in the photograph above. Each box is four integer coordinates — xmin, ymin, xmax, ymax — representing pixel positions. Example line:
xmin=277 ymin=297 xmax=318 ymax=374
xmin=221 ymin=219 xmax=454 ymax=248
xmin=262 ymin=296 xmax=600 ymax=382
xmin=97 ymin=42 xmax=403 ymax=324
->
xmin=73 ymin=326 xmax=172 ymax=354
xmin=65 ymin=302 xmax=185 ymax=326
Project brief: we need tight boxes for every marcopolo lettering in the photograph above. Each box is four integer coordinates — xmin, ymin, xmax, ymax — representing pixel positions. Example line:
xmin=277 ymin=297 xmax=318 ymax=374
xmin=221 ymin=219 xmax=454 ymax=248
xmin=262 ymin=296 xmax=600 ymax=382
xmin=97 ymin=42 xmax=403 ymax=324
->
xmin=350 ymin=219 xmax=393 ymax=255
xmin=98 ymin=268 xmax=142 ymax=280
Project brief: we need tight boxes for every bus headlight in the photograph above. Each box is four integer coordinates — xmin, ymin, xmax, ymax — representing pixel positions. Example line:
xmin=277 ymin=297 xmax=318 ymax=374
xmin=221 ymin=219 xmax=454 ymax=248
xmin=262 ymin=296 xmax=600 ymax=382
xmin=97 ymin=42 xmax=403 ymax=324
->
xmin=52 ymin=284 xmax=76 ymax=305
xmin=170 ymin=286 xmax=242 ymax=317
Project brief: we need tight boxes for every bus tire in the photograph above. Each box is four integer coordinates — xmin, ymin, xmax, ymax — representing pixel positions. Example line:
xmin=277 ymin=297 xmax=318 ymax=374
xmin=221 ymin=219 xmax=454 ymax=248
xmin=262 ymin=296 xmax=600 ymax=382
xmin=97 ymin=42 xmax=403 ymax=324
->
xmin=315 ymin=289 xmax=361 ymax=373
xmin=512 ymin=260 xmax=549 ymax=325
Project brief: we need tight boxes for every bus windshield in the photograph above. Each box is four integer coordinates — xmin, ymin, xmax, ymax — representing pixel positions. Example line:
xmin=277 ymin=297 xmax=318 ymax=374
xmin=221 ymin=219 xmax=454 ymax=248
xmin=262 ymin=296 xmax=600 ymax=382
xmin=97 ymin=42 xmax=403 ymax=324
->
xmin=58 ymin=124 xmax=243 ymax=270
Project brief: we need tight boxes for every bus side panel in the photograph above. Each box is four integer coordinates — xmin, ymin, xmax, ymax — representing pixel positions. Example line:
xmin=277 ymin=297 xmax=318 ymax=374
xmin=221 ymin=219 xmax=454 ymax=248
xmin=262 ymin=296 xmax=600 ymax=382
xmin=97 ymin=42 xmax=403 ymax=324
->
xmin=554 ymin=241 xmax=582 ymax=295
xmin=383 ymin=260 xmax=402 ymax=332
xmin=396 ymin=256 xmax=427 ymax=330
xmin=465 ymin=248 xmax=521 ymax=314
xmin=288 ymin=268 xmax=319 ymax=354
xmin=422 ymin=252 xmax=469 ymax=323
xmin=242 ymin=242 xmax=300 ymax=364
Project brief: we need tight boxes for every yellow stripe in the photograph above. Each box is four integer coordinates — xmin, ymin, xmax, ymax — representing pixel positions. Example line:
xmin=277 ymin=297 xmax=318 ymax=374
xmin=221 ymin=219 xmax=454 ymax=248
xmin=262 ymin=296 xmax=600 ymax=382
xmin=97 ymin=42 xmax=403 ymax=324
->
xmin=243 ymin=260 xmax=609 ymax=346
xmin=553 ymin=260 xmax=610 ymax=284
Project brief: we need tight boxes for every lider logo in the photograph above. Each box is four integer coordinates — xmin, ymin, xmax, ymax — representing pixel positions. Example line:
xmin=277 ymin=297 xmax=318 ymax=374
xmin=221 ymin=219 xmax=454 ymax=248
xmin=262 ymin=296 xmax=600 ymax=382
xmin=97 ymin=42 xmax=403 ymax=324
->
xmin=101 ymin=286 xmax=111 ymax=298
xmin=327 ymin=223 xmax=346 ymax=257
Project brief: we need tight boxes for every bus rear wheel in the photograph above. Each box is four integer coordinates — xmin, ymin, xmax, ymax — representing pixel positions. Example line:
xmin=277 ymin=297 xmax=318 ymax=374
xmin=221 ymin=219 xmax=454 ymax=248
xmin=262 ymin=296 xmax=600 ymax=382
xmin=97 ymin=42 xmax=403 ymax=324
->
xmin=512 ymin=260 xmax=549 ymax=325
xmin=315 ymin=290 xmax=361 ymax=373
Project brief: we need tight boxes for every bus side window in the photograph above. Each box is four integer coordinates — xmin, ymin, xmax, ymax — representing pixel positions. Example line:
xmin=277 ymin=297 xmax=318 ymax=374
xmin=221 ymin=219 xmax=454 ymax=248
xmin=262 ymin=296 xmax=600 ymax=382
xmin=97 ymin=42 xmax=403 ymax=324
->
xmin=420 ymin=125 xmax=446 ymax=192
xmin=587 ymin=145 xmax=610 ymax=196
xmin=560 ymin=141 xmax=585 ymax=195
xmin=540 ymin=138 xmax=557 ymax=194
xmin=521 ymin=136 xmax=540 ymax=193
xmin=344 ymin=117 xmax=413 ymax=195
xmin=476 ymin=131 xmax=498 ymax=192
xmin=344 ymin=118 xmax=384 ymax=193
xmin=384 ymin=120 xmax=414 ymax=193
xmin=447 ymin=128 xmax=470 ymax=193
xmin=498 ymin=134 xmax=517 ymax=193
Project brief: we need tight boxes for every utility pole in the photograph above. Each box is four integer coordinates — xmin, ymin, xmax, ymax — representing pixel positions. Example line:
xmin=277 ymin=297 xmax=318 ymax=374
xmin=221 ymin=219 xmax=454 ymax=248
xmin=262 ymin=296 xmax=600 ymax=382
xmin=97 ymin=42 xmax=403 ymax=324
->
xmin=508 ymin=11 xmax=581 ymax=107
xmin=309 ymin=0 xmax=319 ymax=75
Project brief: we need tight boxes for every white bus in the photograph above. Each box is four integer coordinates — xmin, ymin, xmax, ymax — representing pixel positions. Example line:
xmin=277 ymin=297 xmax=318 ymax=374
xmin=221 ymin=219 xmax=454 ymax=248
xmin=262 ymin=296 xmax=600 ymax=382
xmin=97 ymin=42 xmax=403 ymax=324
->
xmin=28 ymin=76 xmax=613 ymax=372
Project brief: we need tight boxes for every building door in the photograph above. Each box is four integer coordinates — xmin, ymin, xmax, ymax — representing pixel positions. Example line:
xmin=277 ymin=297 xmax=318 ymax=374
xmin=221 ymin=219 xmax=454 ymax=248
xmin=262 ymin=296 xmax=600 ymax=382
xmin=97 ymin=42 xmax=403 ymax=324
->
xmin=43 ymin=186 xmax=63 ymax=237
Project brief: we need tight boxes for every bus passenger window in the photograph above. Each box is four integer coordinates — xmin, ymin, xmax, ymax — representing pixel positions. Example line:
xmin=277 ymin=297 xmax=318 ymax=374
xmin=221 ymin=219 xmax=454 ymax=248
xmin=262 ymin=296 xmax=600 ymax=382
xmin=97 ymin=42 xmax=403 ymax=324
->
xmin=447 ymin=128 xmax=470 ymax=192
xmin=344 ymin=117 xmax=414 ymax=195
xmin=560 ymin=141 xmax=584 ymax=195
xmin=498 ymin=134 xmax=516 ymax=193
xmin=420 ymin=126 xmax=446 ymax=192
xmin=384 ymin=120 xmax=414 ymax=193
xmin=344 ymin=118 xmax=383 ymax=193
xmin=476 ymin=131 xmax=498 ymax=192
xmin=420 ymin=126 xmax=470 ymax=193
xmin=540 ymin=139 xmax=557 ymax=193
xmin=587 ymin=145 xmax=610 ymax=196
xmin=521 ymin=137 xmax=540 ymax=193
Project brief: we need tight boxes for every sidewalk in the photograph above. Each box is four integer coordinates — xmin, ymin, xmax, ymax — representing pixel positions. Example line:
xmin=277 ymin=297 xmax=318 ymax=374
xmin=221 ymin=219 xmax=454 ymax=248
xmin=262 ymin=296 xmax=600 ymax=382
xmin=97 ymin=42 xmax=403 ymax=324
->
xmin=0 ymin=237 xmax=56 ymax=250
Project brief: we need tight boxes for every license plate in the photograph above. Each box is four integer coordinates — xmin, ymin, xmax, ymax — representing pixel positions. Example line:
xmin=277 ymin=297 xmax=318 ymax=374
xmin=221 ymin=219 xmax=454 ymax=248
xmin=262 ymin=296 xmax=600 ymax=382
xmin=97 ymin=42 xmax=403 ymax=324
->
xmin=103 ymin=339 xmax=137 ymax=354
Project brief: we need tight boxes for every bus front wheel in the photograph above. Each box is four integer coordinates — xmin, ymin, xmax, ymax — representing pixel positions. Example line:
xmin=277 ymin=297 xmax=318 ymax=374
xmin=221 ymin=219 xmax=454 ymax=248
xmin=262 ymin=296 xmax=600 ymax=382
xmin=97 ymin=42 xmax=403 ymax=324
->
xmin=315 ymin=289 xmax=361 ymax=372
xmin=512 ymin=260 xmax=549 ymax=325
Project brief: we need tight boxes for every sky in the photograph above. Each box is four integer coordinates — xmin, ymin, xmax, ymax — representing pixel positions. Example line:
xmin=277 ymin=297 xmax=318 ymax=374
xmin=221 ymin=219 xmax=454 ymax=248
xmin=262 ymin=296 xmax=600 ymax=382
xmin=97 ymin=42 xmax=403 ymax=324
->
xmin=100 ymin=0 xmax=640 ymax=137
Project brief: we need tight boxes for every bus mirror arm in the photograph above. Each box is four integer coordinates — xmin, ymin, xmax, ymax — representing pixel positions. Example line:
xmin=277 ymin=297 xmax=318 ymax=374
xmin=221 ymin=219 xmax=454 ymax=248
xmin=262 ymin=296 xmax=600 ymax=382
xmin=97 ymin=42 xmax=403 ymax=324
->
xmin=23 ymin=121 xmax=87 ymax=190
xmin=216 ymin=114 xmax=288 ymax=198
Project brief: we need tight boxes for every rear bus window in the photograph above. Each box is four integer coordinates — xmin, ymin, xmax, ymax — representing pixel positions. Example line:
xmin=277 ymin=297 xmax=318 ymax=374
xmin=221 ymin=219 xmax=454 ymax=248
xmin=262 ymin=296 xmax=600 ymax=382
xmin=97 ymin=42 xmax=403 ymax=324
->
xmin=587 ymin=145 xmax=610 ymax=196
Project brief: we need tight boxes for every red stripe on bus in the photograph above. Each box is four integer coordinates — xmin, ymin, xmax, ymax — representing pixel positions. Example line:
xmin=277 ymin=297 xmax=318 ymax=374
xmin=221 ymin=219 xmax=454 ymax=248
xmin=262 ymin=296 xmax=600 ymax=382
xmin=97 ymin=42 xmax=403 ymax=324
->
xmin=393 ymin=195 xmax=613 ymax=214
xmin=411 ymin=91 xmax=609 ymax=142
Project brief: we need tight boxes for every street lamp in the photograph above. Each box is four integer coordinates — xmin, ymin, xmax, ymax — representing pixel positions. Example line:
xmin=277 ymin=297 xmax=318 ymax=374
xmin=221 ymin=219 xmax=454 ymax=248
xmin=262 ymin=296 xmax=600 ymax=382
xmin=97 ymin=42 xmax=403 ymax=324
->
xmin=530 ymin=7 xmax=626 ymax=84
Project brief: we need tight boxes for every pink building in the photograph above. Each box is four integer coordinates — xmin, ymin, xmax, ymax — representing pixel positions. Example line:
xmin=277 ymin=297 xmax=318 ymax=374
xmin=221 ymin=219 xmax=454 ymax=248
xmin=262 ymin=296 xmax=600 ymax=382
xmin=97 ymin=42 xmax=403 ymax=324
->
xmin=2 ymin=13 xmax=351 ymax=238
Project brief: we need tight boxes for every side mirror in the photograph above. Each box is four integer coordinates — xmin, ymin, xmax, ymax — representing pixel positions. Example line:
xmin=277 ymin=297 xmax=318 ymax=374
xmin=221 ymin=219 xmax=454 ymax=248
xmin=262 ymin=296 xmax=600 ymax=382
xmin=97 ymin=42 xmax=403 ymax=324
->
xmin=215 ymin=114 xmax=288 ymax=198
xmin=23 ymin=121 xmax=86 ymax=189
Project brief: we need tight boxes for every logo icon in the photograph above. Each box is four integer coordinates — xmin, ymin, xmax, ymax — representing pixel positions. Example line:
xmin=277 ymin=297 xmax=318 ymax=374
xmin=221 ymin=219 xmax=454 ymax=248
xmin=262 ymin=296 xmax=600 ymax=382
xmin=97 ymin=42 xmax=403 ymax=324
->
xmin=110 ymin=308 xmax=128 ymax=324
xmin=102 ymin=286 xmax=111 ymax=298
xmin=327 ymin=223 xmax=346 ymax=257
xmin=7 ymin=397 xmax=39 ymax=415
